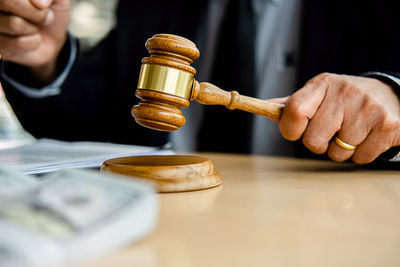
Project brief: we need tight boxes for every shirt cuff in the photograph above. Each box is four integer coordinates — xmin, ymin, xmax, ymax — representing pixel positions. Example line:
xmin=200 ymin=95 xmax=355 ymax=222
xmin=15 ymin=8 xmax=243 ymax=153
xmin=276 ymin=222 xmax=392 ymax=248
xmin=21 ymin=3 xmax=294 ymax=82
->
xmin=362 ymin=71 xmax=400 ymax=162
xmin=0 ymin=32 xmax=78 ymax=99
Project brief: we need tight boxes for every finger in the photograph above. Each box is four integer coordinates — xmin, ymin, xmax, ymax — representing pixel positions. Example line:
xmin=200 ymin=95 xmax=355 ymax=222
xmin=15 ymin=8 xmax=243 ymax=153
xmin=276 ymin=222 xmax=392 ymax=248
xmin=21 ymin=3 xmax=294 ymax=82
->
xmin=0 ymin=33 xmax=41 ymax=59
xmin=30 ymin=0 xmax=53 ymax=9
xmin=301 ymin=84 xmax=344 ymax=154
xmin=279 ymin=73 xmax=332 ymax=141
xmin=347 ymin=131 xmax=388 ymax=164
xmin=0 ymin=14 xmax=39 ymax=35
xmin=327 ymin=108 xmax=375 ymax=162
xmin=351 ymin=119 xmax=399 ymax=164
xmin=326 ymin=83 xmax=380 ymax=162
xmin=0 ymin=0 xmax=53 ymax=26
xmin=327 ymin=118 xmax=372 ymax=163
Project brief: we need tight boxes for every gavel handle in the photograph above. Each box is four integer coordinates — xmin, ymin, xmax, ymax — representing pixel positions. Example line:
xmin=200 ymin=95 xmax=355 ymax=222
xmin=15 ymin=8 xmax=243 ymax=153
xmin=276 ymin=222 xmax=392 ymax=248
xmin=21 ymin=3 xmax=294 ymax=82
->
xmin=192 ymin=82 xmax=285 ymax=122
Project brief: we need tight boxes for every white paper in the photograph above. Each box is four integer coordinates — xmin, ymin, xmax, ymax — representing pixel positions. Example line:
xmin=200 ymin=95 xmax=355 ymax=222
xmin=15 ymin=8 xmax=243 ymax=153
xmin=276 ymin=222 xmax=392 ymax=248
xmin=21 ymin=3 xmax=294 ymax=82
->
xmin=0 ymin=138 xmax=173 ymax=174
xmin=0 ymin=164 xmax=38 ymax=197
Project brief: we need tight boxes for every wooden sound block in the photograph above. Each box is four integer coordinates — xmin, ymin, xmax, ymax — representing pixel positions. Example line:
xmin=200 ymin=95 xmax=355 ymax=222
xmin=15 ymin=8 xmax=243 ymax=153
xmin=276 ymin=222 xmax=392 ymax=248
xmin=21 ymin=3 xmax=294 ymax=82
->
xmin=101 ymin=155 xmax=222 ymax=193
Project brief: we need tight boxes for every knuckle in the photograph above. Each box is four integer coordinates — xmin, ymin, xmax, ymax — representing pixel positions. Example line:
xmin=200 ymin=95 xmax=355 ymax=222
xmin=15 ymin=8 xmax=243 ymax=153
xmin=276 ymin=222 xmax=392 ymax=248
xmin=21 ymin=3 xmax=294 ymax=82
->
xmin=309 ymin=72 xmax=335 ymax=89
xmin=9 ymin=16 xmax=24 ymax=33
xmin=360 ymin=97 xmax=380 ymax=116
xmin=377 ymin=115 xmax=400 ymax=134
xmin=337 ymin=83 xmax=362 ymax=101
xmin=328 ymin=151 xmax=347 ymax=162
xmin=285 ymin=97 xmax=307 ymax=120
xmin=279 ymin=121 xmax=299 ymax=141
xmin=15 ymin=37 xmax=29 ymax=50
xmin=317 ymin=72 xmax=334 ymax=83
xmin=302 ymin=135 xmax=326 ymax=154
xmin=15 ymin=35 xmax=40 ymax=51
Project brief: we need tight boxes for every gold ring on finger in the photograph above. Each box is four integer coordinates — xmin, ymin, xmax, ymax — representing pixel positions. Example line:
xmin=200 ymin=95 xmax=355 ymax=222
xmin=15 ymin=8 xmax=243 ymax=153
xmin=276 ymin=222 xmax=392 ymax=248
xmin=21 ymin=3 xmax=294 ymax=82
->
xmin=334 ymin=136 xmax=357 ymax=150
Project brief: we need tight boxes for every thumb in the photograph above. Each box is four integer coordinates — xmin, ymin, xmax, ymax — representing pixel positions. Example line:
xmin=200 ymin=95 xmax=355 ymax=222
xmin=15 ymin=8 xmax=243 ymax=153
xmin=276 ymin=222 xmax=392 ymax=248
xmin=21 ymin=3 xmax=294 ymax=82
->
xmin=31 ymin=0 xmax=70 ymax=9
xmin=31 ymin=0 xmax=53 ymax=9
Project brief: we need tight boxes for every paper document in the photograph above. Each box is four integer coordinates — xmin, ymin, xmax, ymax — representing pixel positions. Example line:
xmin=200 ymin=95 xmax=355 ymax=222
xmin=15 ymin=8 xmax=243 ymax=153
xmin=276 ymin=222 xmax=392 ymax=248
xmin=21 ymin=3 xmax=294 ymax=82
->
xmin=0 ymin=138 xmax=173 ymax=174
xmin=0 ymin=166 xmax=158 ymax=267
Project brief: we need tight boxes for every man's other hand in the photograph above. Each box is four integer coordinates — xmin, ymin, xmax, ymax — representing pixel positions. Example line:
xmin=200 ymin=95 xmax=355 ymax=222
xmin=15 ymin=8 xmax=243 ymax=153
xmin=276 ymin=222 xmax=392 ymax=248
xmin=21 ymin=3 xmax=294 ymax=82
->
xmin=0 ymin=0 xmax=71 ymax=82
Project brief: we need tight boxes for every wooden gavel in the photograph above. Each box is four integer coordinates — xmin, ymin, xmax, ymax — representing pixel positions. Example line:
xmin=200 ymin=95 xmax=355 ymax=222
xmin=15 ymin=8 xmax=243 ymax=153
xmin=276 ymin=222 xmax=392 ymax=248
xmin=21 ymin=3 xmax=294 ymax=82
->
xmin=131 ymin=34 xmax=284 ymax=131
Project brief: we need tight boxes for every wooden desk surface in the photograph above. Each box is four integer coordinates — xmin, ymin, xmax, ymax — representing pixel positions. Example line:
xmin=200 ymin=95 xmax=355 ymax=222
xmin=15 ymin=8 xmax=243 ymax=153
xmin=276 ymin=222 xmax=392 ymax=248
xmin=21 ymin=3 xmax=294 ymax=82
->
xmin=80 ymin=153 xmax=400 ymax=267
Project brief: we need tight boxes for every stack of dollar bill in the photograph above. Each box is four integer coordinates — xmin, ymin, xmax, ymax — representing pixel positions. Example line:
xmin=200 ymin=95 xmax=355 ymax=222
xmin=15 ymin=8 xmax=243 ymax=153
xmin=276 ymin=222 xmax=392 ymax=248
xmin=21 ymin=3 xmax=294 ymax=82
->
xmin=0 ymin=166 xmax=158 ymax=266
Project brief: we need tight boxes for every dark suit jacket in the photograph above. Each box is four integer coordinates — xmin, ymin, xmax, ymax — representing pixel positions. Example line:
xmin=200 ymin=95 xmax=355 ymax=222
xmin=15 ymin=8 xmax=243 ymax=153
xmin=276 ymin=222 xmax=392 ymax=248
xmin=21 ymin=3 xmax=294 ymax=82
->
xmin=2 ymin=0 xmax=400 ymax=159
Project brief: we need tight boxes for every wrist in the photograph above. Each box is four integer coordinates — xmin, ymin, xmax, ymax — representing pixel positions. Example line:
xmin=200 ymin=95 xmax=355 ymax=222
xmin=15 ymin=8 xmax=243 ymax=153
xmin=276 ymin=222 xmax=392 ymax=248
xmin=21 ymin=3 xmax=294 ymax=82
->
xmin=361 ymin=71 xmax=400 ymax=163
xmin=1 ymin=33 xmax=78 ymax=99
xmin=362 ymin=71 xmax=400 ymax=96
xmin=28 ymin=57 xmax=59 ymax=86
xmin=28 ymin=33 xmax=68 ymax=86
xmin=1 ymin=32 xmax=77 ymax=91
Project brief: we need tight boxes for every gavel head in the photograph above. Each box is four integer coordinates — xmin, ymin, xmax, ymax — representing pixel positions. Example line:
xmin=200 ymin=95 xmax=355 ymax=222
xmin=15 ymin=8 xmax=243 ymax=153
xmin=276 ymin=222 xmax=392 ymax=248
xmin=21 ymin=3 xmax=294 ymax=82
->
xmin=131 ymin=34 xmax=200 ymax=131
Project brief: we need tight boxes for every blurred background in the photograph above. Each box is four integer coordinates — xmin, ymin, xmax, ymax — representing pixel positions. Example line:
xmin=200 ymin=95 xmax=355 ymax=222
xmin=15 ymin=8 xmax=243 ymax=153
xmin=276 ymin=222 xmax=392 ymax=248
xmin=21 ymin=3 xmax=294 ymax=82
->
xmin=0 ymin=0 xmax=118 ymax=148
xmin=69 ymin=0 xmax=118 ymax=50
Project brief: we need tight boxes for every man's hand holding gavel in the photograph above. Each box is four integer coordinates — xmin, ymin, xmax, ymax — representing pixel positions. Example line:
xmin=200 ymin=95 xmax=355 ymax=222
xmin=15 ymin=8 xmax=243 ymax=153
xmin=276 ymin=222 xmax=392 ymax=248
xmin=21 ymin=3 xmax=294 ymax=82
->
xmin=0 ymin=0 xmax=70 ymax=83
xmin=277 ymin=73 xmax=400 ymax=164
